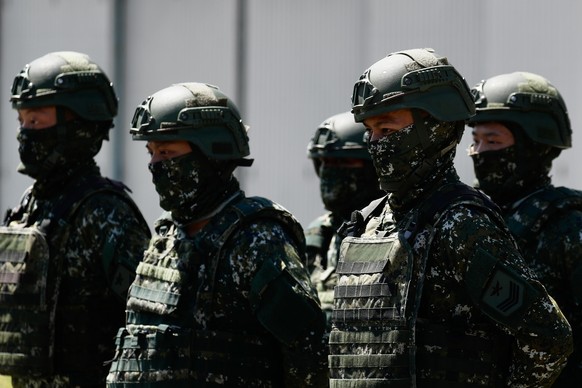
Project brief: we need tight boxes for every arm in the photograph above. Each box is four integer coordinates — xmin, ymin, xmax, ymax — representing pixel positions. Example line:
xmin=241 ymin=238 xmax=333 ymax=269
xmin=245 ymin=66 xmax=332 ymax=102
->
xmin=440 ymin=205 xmax=573 ymax=387
xmin=74 ymin=192 xmax=151 ymax=301
xmin=535 ymin=210 xmax=582 ymax=383
xmin=232 ymin=220 xmax=329 ymax=388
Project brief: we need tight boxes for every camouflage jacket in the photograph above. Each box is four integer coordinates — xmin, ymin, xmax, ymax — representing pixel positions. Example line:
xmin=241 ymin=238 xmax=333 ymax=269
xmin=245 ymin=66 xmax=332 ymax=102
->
xmin=503 ymin=185 xmax=582 ymax=387
xmin=3 ymin=164 xmax=151 ymax=388
xmin=109 ymin=192 xmax=328 ymax=387
xmin=331 ymin=173 xmax=572 ymax=387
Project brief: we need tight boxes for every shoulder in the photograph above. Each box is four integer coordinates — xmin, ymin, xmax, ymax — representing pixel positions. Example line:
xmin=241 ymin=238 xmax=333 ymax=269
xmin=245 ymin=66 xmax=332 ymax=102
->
xmin=75 ymin=190 xmax=142 ymax=222
xmin=306 ymin=212 xmax=333 ymax=231
xmin=422 ymin=183 xmax=504 ymax=233
xmin=305 ymin=213 xmax=334 ymax=244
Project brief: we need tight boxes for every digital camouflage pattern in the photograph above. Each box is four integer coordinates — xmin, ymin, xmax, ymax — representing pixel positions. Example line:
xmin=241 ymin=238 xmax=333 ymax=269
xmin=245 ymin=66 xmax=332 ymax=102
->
xmin=107 ymin=192 xmax=328 ymax=387
xmin=305 ymin=110 xmax=383 ymax=332
xmin=330 ymin=168 xmax=573 ymax=387
xmin=502 ymin=185 xmax=582 ymax=387
xmin=305 ymin=212 xmax=342 ymax=330
xmin=2 ymin=161 xmax=150 ymax=388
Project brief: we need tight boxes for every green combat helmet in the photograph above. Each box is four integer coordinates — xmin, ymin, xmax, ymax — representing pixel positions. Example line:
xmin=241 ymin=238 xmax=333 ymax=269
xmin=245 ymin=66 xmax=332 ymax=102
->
xmin=350 ymin=48 xmax=475 ymax=194
xmin=468 ymin=71 xmax=572 ymax=149
xmin=130 ymin=82 xmax=252 ymax=165
xmin=307 ymin=111 xmax=371 ymax=174
xmin=10 ymin=51 xmax=118 ymax=123
xmin=351 ymin=47 xmax=474 ymax=124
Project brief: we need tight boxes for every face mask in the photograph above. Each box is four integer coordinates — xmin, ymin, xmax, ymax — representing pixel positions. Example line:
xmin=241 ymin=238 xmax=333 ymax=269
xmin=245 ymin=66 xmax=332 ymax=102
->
xmin=471 ymin=146 xmax=518 ymax=203
xmin=149 ymin=152 xmax=228 ymax=225
xmin=319 ymin=163 xmax=380 ymax=216
xmin=17 ymin=121 xmax=106 ymax=179
xmin=367 ymin=123 xmax=423 ymax=193
xmin=367 ymin=118 xmax=459 ymax=197
xmin=471 ymin=141 xmax=556 ymax=206
xmin=17 ymin=125 xmax=61 ymax=179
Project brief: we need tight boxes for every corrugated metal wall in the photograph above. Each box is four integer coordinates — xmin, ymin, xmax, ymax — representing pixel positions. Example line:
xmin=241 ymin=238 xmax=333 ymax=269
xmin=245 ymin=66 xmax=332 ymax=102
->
xmin=1 ymin=0 xmax=581 ymax=228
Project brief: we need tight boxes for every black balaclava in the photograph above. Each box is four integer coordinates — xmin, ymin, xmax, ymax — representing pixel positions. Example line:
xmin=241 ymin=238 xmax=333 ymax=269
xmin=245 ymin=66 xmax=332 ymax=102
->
xmin=367 ymin=113 xmax=460 ymax=214
xmin=17 ymin=107 xmax=109 ymax=196
xmin=319 ymin=160 xmax=383 ymax=220
xmin=471 ymin=122 xmax=559 ymax=208
xmin=149 ymin=146 xmax=240 ymax=227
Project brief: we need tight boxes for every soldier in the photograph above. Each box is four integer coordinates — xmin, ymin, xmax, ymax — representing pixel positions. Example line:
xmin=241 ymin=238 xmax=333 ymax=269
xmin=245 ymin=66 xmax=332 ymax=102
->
xmin=467 ymin=71 xmax=582 ymax=387
xmin=328 ymin=48 xmax=573 ymax=386
xmin=106 ymin=82 xmax=328 ymax=387
xmin=305 ymin=111 xmax=383 ymax=329
xmin=0 ymin=51 xmax=151 ymax=387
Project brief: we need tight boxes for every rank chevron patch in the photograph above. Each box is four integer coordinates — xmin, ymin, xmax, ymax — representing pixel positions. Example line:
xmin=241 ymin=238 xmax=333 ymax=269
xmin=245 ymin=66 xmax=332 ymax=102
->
xmin=482 ymin=269 xmax=525 ymax=316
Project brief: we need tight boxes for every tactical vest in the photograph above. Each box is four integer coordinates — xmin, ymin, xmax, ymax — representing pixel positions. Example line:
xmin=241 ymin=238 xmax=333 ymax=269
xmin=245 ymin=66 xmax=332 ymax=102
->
xmin=329 ymin=183 xmax=509 ymax=387
xmin=107 ymin=195 xmax=306 ymax=387
xmin=0 ymin=177 xmax=143 ymax=379
xmin=505 ymin=186 xmax=582 ymax=250
xmin=305 ymin=213 xmax=341 ymax=327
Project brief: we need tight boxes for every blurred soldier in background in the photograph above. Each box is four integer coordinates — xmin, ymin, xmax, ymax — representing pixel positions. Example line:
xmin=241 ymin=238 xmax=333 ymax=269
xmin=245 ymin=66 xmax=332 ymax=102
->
xmin=106 ymin=82 xmax=328 ymax=387
xmin=0 ymin=51 xmax=151 ymax=387
xmin=468 ymin=71 xmax=582 ymax=387
xmin=305 ymin=111 xmax=383 ymax=330
xmin=328 ymin=48 xmax=573 ymax=387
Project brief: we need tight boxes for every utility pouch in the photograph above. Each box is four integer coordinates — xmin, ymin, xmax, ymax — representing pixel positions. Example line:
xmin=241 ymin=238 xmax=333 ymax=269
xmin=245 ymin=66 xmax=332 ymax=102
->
xmin=107 ymin=325 xmax=192 ymax=387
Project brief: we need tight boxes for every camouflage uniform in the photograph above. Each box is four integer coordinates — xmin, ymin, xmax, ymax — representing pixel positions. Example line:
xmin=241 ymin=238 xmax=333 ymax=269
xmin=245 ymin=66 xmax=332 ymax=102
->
xmin=501 ymin=186 xmax=582 ymax=387
xmin=329 ymin=49 xmax=573 ymax=387
xmin=107 ymin=191 xmax=328 ymax=387
xmin=468 ymin=72 xmax=582 ymax=387
xmin=106 ymin=82 xmax=328 ymax=387
xmin=330 ymin=169 xmax=573 ymax=387
xmin=1 ymin=51 xmax=151 ymax=387
xmin=2 ymin=161 xmax=150 ymax=388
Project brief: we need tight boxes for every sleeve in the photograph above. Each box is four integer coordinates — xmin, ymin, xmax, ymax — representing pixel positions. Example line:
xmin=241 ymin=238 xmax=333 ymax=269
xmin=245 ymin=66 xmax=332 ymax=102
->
xmin=542 ymin=210 xmax=582 ymax=308
xmin=537 ymin=210 xmax=582 ymax=382
xmin=438 ymin=205 xmax=573 ymax=387
xmin=70 ymin=191 xmax=151 ymax=301
xmin=231 ymin=219 xmax=329 ymax=388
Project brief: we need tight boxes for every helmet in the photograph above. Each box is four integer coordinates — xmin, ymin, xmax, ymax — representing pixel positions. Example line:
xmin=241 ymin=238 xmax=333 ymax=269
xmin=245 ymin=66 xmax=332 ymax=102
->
xmin=130 ymin=82 xmax=251 ymax=163
xmin=10 ymin=51 xmax=117 ymax=122
xmin=307 ymin=111 xmax=370 ymax=173
xmin=351 ymin=48 xmax=474 ymax=123
xmin=468 ymin=71 xmax=571 ymax=149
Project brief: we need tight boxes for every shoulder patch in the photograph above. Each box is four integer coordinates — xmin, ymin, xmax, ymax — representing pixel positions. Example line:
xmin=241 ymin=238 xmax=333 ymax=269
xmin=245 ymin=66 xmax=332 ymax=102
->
xmin=482 ymin=268 xmax=525 ymax=316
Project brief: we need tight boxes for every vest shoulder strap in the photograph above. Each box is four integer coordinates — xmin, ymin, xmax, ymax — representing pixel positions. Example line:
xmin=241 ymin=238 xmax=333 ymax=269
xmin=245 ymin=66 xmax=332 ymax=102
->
xmin=417 ymin=182 xmax=501 ymax=231
xmin=199 ymin=195 xmax=304 ymax=258
xmin=340 ymin=183 xmax=502 ymax=239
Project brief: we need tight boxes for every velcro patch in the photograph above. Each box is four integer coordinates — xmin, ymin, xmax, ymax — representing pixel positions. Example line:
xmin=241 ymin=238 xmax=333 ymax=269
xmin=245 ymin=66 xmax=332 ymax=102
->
xmin=482 ymin=269 xmax=525 ymax=316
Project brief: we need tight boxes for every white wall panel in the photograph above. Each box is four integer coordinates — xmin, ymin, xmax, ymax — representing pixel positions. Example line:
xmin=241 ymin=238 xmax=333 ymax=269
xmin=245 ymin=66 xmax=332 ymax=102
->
xmin=1 ymin=0 xmax=581 ymax=229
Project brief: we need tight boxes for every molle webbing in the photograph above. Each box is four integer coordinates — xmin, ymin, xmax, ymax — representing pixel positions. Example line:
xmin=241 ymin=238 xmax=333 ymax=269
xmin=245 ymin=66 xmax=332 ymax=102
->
xmin=108 ymin=326 xmax=192 ymax=387
xmin=329 ymin=328 xmax=413 ymax=384
xmin=330 ymin=235 xmax=415 ymax=384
